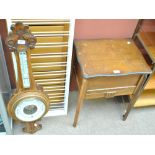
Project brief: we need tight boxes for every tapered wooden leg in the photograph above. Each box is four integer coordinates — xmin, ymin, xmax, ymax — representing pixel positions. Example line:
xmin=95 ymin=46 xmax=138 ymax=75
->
xmin=123 ymin=102 xmax=132 ymax=121
xmin=73 ymin=79 xmax=88 ymax=127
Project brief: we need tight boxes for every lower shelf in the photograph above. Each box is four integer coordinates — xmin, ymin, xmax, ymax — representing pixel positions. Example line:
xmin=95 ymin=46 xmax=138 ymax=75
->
xmin=134 ymin=89 xmax=155 ymax=107
xmin=145 ymin=73 xmax=155 ymax=90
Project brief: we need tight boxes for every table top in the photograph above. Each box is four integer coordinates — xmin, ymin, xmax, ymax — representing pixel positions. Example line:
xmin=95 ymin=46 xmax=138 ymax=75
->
xmin=75 ymin=39 xmax=151 ymax=78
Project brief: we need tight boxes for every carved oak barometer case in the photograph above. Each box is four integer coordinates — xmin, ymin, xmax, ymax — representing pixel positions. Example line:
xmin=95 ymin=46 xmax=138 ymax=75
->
xmin=6 ymin=22 xmax=50 ymax=134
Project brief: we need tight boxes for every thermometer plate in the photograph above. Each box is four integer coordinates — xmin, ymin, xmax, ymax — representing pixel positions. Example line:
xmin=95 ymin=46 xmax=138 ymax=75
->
xmin=19 ymin=51 xmax=30 ymax=88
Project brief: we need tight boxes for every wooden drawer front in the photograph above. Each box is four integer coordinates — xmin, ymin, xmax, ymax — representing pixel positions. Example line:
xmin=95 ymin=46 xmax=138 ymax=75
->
xmin=87 ymin=75 xmax=140 ymax=90
xmin=86 ymin=86 xmax=135 ymax=99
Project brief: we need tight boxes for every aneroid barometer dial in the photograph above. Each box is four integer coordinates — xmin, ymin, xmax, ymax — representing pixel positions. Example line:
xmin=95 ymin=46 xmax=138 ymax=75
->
xmin=15 ymin=98 xmax=46 ymax=122
xmin=6 ymin=22 xmax=50 ymax=134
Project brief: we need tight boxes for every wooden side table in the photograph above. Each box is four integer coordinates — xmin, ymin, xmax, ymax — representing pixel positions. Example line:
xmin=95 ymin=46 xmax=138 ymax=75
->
xmin=73 ymin=39 xmax=151 ymax=127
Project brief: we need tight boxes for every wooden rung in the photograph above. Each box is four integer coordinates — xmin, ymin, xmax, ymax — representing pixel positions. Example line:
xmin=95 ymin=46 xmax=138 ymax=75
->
xmin=33 ymin=73 xmax=66 ymax=77
xmin=36 ymin=78 xmax=65 ymax=82
xmin=31 ymin=52 xmax=67 ymax=56
xmin=43 ymin=85 xmax=65 ymax=89
xmin=12 ymin=19 xmax=70 ymax=24
xmin=32 ymin=64 xmax=67 ymax=68
xmin=33 ymin=70 xmax=66 ymax=74
xmin=48 ymin=93 xmax=65 ymax=96
xmin=48 ymin=95 xmax=64 ymax=99
xmin=37 ymin=81 xmax=65 ymax=85
xmin=32 ymin=31 xmax=69 ymax=35
xmin=35 ymin=44 xmax=68 ymax=48
xmin=44 ymin=89 xmax=65 ymax=92
xmin=33 ymin=33 xmax=69 ymax=37
xmin=32 ymin=62 xmax=67 ymax=66
xmin=36 ymin=42 xmax=68 ymax=45
xmin=50 ymin=99 xmax=64 ymax=102
xmin=31 ymin=55 xmax=67 ymax=58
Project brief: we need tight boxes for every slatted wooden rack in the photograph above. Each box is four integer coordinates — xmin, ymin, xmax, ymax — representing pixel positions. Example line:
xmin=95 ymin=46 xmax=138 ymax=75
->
xmin=7 ymin=19 xmax=75 ymax=117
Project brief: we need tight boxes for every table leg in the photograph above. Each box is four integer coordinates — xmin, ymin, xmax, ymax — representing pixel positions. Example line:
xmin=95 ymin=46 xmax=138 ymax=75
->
xmin=73 ymin=79 xmax=87 ymax=127
xmin=122 ymin=101 xmax=132 ymax=121
xmin=123 ymin=74 xmax=148 ymax=121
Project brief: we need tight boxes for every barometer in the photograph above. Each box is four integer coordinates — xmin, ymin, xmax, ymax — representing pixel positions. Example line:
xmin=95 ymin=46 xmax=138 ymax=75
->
xmin=6 ymin=22 xmax=50 ymax=134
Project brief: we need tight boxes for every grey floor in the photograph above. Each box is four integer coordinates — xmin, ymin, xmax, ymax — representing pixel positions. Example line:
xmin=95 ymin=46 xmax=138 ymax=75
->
xmin=14 ymin=91 xmax=155 ymax=135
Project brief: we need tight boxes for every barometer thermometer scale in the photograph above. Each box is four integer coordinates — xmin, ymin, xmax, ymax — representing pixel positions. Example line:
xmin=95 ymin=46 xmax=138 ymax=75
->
xmin=19 ymin=50 xmax=30 ymax=88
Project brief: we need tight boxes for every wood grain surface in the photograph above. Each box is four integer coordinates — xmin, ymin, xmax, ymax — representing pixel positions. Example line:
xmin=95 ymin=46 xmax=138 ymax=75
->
xmin=75 ymin=39 xmax=151 ymax=78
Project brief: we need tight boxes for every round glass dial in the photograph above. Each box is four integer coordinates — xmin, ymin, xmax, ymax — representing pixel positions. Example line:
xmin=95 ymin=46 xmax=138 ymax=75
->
xmin=23 ymin=105 xmax=38 ymax=115
xmin=15 ymin=97 xmax=46 ymax=122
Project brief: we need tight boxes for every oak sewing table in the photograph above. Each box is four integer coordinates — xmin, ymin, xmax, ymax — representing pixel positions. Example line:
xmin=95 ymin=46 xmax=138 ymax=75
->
xmin=73 ymin=39 xmax=151 ymax=127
